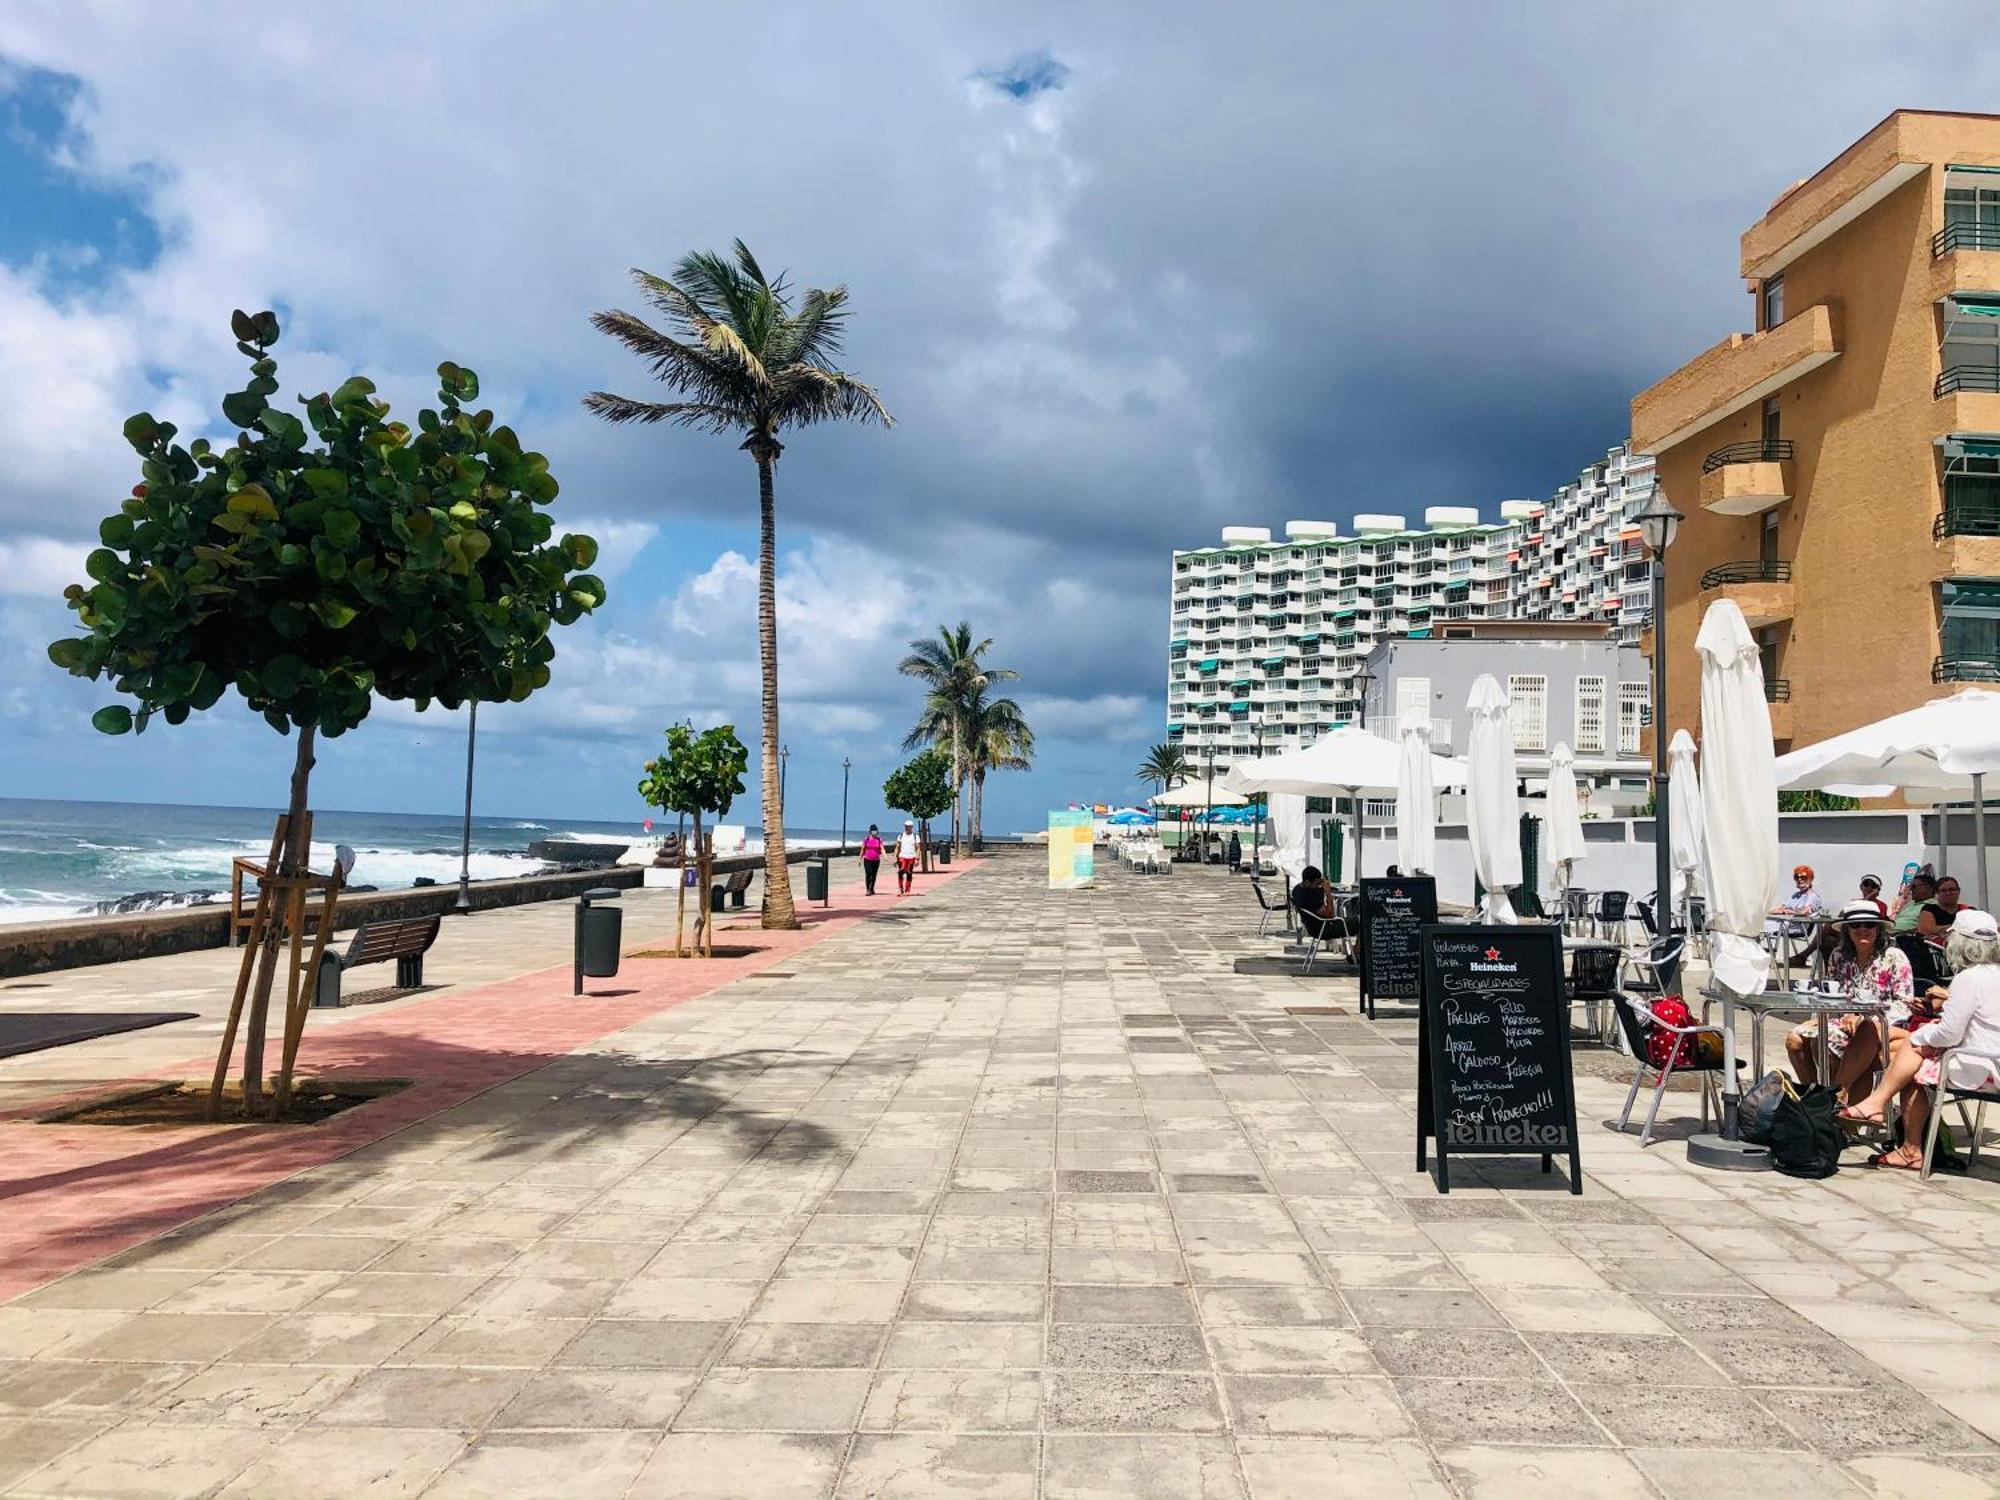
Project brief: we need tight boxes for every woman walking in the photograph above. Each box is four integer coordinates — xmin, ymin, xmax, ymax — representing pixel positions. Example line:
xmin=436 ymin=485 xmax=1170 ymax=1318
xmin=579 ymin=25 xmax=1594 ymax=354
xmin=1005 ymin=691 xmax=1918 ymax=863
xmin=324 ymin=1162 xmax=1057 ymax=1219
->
xmin=861 ymin=825 xmax=884 ymax=896
xmin=896 ymin=819 xmax=920 ymax=894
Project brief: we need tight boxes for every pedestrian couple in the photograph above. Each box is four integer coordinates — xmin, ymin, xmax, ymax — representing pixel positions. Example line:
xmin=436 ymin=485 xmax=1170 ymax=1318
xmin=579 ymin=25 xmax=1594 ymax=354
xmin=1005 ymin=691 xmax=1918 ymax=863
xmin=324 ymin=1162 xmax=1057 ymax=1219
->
xmin=860 ymin=820 xmax=922 ymax=895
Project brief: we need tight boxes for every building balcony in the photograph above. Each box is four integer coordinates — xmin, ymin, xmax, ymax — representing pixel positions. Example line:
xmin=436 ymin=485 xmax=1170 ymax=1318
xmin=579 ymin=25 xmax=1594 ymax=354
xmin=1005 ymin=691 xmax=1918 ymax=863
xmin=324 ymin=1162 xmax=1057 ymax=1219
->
xmin=1697 ymin=560 xmax=1794 ymax=627
xmin=1697 ymin=439 xmax=1795 ymax=516
xmin=1631 ymin=304 xmax=1839 ymax=456
xmin=1935 ymin=654 xmax=2000 ymax=684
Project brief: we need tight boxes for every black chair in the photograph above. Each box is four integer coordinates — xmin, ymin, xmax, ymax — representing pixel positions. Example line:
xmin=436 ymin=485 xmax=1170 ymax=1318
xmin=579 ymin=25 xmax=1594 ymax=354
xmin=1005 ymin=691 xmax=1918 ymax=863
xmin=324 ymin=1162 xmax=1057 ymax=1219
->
xmin=1250 ymin=878 xmax=1291 ymax=938
xmin=1299 ymin=897 xmax=1358 ymax=975
xmin=1624 ymin=935 xmax=1685 ymax=998
xmin=1568 ymin=943 xmax=1622 ymax=1040
xmin=1610 ymin=990 xmax=1729 ymax=1147
xmin=1634 ymin=899 xmax=1658 ymax=939
xmin=1896 ymin=931 xmax=1944 ymax=990
xmin=1593 ymin=890 xmax=1630 ymax=941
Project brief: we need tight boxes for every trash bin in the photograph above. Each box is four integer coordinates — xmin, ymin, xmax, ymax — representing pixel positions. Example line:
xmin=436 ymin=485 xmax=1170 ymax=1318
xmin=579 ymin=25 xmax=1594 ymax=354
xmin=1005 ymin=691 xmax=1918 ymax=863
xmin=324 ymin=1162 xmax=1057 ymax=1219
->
xmin=574 ymin=887 xmax=623 ymax=994
xmin=805 ymin=856 xmax=829 ymax=905
xmin=936 ymin=843 xmax=952 ymax=867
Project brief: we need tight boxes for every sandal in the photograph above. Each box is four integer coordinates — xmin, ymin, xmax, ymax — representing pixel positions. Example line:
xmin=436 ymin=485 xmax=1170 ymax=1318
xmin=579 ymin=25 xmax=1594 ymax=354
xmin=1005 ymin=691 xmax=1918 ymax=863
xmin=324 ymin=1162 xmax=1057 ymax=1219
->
xmin=1837 ymin=1105 xmax=1884 ymax=1125
xmin=1868 ymin=1148 xmax=1924 ymax=1171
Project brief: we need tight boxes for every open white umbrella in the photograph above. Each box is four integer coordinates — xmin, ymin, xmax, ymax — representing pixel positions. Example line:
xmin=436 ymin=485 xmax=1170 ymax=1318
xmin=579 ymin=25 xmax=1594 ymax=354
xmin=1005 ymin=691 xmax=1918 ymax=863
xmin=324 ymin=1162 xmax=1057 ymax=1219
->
xmin=1227 ymin=725 xmax=1464 ymax=885
xmin=1696 ymin=599 xmax=1778 ymax=1155
xmin=1772 ymin=686 xmax=2000 ymax=909
xmin=1544 ymin=741 xmax=1587 ymax=894
xmin=1668 ymin=729 xmax=1706 ymax=922
xmin=1465 ymin=675 xmax=1522 ymax=923
xmin=1151 ymin=783 xmax=1247 ymax=809
xmin=1396 ymin=711 xmax=1437 ymax=875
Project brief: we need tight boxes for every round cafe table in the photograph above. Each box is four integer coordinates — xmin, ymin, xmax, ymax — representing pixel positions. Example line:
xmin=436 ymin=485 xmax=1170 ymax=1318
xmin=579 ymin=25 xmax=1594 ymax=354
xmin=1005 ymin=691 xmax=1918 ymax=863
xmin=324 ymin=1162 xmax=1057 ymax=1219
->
xmin=1703 ymin=983 xmax=1896 ymax=1098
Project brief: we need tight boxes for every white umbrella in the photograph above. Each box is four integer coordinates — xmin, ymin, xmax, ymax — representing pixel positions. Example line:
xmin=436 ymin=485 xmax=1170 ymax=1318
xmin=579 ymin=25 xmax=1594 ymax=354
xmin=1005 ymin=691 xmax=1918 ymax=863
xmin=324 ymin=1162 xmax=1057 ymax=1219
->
xmin=1151 ymin=783 xmax=1247 ymax=809
xmin=1396 ymin=711 xmax=1437 ymax=875
xmin=1698 ymin=599 xmax=1778 ymax=1149
xmin=1228 ymin=725 xmax=1464 ymax=885
xmin=1772 ymin=686 xmax=2000 ymax=909
xmin=1465 ymin=675 xmax=1522 ymax=923
xmin=1544 ymin=741 xmax=1587 ymax=893
xmin=1269 ymin=792 xmax=1310 ymax=885
xmin=1668 ymin=729 xmax=1706 ymax=921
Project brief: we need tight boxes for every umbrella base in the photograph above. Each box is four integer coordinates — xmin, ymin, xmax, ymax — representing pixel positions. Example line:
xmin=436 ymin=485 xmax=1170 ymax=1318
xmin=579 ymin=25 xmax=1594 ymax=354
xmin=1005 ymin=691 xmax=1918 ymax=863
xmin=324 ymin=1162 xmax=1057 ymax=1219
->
xmin=1686 ymin=1132 xmax=1773 ymax=1172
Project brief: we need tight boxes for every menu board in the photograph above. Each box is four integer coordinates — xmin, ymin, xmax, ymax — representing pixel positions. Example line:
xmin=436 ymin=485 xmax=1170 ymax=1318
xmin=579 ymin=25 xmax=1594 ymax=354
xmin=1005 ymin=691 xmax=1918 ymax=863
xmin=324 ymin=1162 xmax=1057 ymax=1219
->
xmin=1416 ymin=924 xmax=1580 ymax=1194
xmin=1357 ymin=876 xmax=1437 ymax=1017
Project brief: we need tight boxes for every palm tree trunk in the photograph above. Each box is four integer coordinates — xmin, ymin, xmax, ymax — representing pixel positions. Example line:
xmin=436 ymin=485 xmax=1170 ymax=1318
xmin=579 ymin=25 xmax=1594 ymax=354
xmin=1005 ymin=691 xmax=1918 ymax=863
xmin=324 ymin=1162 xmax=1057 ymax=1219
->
xmin=951 ymin=720 xmax=964 ymax=856
xmin=752 ymin=440 xmax=798 ymax=929
xmin=973 ymin=770 xmax=984 ymax=851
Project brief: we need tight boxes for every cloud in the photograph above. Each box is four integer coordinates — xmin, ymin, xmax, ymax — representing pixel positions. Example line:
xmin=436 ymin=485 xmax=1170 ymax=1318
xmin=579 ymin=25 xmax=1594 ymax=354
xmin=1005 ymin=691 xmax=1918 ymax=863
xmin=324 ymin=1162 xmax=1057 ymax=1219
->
xmin=972 ymin=48 xmax=1070 ymax=102
xmin=0 ymin=535 xmax=87 ymax=596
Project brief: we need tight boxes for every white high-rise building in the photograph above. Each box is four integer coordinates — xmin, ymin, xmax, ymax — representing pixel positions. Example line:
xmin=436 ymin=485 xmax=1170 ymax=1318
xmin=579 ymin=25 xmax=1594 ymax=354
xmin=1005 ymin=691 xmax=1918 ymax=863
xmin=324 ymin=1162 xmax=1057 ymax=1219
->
xmin=1166 ymin=444 xmax=1657 ymax=772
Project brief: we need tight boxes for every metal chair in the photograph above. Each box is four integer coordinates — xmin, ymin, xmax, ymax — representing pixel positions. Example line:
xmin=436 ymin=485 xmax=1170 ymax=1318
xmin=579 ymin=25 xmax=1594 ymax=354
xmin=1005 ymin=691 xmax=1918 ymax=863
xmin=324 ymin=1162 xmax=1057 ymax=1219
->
xmin=1561 ymin=887 xmax=1591 ymax=936
xmin=1623 ymin=935 xmax=1686 ymax=999
xmin=1922 ymin=1048 xmax=2000 ymax=1179
xmin=1250 ymin=878 xmax=1291 ymax=938
xmin=1568 ymin=943 xmax=1622 ymax=1041
xmin=1895 ymin=931 xmax=1944 ymax=991
xmin=1299 ymin=897 xmax=1357 ymax=975
xmin=1593 ymin=890 xmax=1630 ymax=944
xmin=1610 ymin=990 xmax=1727 ymax=1148
xmin=1684 ymin=896 xmax=1709 ymax=959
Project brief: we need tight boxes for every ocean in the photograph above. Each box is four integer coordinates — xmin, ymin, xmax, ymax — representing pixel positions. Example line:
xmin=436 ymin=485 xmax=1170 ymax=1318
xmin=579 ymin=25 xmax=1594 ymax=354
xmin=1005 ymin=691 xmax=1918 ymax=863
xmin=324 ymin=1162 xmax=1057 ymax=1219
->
xmin=0 ymin=797 xmax=843 ymax=926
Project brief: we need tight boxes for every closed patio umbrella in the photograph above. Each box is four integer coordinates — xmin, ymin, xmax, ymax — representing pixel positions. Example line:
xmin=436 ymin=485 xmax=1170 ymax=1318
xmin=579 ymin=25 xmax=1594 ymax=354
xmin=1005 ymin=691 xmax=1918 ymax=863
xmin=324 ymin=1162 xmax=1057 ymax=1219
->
xmin=1466 ymin=675 xmax=1522 ymax=923
xmin=1668 ymin=729 xmax=1706 ymax=923
xmin=1692 ymin=599 xmax=1777 ymax=1162
xmin=1545 ymin=741 xmax=1586 ymax=893
xmin=1396 ymin=710 xmax=1437 ymax=876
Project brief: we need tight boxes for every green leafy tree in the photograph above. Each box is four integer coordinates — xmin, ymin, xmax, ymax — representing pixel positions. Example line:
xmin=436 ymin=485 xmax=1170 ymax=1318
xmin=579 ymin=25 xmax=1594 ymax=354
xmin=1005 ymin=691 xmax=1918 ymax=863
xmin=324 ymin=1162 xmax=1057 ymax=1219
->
xmin=1138 ymin=742 xmax=1191 ymax=795
xmin=49 ymin=310 xmax=605 ymax=1114
xmin=900 ymin=622 xmax=1016 ymax=856
xmin=966 ymin=686 xmax=1034 ymax=850
xmin=586 ymin=241 xmax=891 ymax=931
xmin=639 ymin=722 xmax=749 ymax=956
xmin=883 ymin=750 xmax=954 ymax=874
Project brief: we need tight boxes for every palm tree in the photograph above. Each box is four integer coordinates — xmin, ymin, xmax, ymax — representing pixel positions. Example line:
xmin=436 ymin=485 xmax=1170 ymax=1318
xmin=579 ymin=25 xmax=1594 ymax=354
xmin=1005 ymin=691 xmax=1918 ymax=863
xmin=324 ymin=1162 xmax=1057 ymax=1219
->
xmin=965 ymin=687 xmax=1034 ymax=850
xmin=899 ymin=622 xmax=1016 ymax=855
xmin=586 ymin=242 xmax=890 ymax=928
xmin=1138 ymin=742 xmax=1192 ymax=794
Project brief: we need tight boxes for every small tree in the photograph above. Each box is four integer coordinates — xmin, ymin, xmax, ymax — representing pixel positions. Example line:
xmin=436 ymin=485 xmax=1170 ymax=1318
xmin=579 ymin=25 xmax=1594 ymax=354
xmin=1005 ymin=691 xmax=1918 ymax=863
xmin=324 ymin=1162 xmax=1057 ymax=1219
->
xmin=49 ymin=310 xmax=606 ymax=1115
xmin=639 ymin=722 xmax=748 ymax=956
xmin=883 ymin=750 xmax=953 ymax=875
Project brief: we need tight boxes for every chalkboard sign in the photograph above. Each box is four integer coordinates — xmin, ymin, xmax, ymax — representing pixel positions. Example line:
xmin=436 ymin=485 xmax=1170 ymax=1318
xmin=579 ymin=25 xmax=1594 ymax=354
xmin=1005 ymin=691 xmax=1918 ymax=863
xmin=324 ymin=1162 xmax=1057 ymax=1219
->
xmin=1416 ymin=924 xmax=1580 ymax=1194
xmin=1357 ymin=876 xmax=1437 ymax=1018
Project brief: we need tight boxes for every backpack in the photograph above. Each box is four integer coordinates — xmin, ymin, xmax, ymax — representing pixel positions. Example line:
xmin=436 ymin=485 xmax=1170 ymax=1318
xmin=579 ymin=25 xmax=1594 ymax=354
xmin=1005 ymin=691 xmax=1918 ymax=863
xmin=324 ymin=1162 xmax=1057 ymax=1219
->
xmin=1767 ymin=1083 xmax=1843 ymax=1178
xmin=1644 ymin=996 xmax=1722 ymax=1070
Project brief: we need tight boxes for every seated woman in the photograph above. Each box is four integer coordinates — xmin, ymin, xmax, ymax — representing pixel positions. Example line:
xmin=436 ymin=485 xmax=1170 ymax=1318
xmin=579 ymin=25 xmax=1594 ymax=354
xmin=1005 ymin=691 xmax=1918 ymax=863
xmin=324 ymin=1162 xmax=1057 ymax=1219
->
xmin=1784 ymin=900 xmax=1916 ymax=1100
xmin=1841 ymin=908 xmax=2000 ymax=1168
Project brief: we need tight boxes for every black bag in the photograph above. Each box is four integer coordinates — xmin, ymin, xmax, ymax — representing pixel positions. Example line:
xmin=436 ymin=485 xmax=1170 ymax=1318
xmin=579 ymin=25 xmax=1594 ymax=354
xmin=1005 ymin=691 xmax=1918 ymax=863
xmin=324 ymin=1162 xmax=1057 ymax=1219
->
xmin=1767 ymin=1082 xmax=1843 ymax=1178
xmin=1737 ymin=1070 xmax=1789 ymax=1146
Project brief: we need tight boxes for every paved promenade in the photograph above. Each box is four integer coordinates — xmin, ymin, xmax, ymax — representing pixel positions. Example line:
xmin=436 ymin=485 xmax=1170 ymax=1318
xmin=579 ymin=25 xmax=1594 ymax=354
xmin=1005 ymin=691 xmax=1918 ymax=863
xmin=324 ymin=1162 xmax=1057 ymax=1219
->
xmin=3 ymin=854 xmax=2000 ymax=1497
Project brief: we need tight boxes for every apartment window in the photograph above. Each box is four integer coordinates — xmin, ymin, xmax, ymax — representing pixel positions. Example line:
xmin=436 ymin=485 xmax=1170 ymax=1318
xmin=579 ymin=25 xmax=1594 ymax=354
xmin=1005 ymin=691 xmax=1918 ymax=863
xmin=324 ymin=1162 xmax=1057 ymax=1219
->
xmin=1947 ymin=183 xmax=2000 ymax=236
xmin=1507 ymin=675 xmax=1548 ymax=751
xmin=1760 ymin=274 xmax=1784 ymax=330
xmin=1761 ymin=395 xmax=1781 ymax=447
xmin=1941 ymin=579 xmax=2000 ymax=672
xmin=1393 ymin=676 xmax=1431 ymax=732
xmin=1575 ymin=676 xmax=1606 ymax=755
xmin=1618 ymin=682 xmax=1648 ymax=755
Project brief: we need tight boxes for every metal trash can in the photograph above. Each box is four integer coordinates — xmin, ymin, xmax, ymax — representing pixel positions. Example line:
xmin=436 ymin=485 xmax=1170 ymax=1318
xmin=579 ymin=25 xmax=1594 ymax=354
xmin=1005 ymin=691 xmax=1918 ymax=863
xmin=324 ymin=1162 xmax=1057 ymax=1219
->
xmin=805 ymin=856 xmax=829 ymax=905
xmin=936 ymin=843 xmax=952 ymax=867
xmin=574 ymin=887 xmax=623 ymax=994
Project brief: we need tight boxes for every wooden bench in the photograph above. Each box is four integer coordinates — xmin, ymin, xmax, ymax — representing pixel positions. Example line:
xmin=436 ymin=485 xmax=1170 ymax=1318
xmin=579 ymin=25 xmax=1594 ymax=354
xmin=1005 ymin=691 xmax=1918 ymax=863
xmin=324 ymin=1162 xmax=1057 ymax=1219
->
xmin=711 ymin=869 xmax=754 ymax=912
xmin=313 ymin=915 xmax=443 ymax=1008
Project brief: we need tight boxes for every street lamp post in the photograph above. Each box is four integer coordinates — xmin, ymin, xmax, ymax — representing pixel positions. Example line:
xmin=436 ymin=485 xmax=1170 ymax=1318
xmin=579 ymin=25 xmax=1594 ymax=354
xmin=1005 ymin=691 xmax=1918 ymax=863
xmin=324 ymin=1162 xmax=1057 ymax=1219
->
xmin=1250 ymin=720 xmax=1264 ymax=871
xmin=455 ymin=701 xmax=478 ymax=914
xmin=840 ymin=756 xmax=852 ymax=854
xmin=1355 ymin=664 xmax=1376 ymax=731
xmin=1635 ymin=491 xmax=1684 ymax=939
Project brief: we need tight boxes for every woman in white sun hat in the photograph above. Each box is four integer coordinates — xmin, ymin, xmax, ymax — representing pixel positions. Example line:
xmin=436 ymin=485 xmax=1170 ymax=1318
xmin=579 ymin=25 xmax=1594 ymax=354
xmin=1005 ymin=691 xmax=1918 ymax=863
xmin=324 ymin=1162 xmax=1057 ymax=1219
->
xmin=1842 ymin=907 xmax=2000 ymax=1168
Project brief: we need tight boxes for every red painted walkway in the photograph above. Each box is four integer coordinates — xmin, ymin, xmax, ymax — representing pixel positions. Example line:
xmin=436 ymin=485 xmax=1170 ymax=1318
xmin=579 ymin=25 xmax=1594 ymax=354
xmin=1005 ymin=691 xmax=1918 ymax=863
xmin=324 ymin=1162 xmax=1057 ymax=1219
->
xmin=0 ymin=861 xmax=976 ymax=1302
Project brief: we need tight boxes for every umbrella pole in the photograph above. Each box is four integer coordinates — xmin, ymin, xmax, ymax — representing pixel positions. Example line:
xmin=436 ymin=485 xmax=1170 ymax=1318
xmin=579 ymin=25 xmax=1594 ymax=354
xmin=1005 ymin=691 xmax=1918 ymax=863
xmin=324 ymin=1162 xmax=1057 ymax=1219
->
xmin=1968 ymin=776 xmax=1984 ymax=916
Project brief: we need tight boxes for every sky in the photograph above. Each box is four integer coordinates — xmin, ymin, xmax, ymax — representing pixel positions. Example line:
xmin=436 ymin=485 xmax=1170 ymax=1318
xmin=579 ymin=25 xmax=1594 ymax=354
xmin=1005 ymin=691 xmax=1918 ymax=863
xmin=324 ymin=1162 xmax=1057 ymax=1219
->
xmin=1 ymin=1 xmax=1997 ymax=834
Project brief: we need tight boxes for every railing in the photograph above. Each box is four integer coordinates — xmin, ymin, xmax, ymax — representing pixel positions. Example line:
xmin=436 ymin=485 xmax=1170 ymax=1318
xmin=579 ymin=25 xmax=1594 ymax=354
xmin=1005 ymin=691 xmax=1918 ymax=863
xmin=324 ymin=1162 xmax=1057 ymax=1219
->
xmin=1936 ymin=655 xmax=2000 ymax=683
xmin=1700 ymin=560 xmax=1793 ymax=588
xmin=1701 ymin=439 xmax=1794 ymax=473
xmin=1936 ymin=508 xmax=2000 ymax=539
xmin=1937 ymin=365 xmax=2000 ymax=398
xmin=1933 ymin=222 xmax=2000 ymax=256
xmin=1765 ymin=679 xmax=1791 ymax=702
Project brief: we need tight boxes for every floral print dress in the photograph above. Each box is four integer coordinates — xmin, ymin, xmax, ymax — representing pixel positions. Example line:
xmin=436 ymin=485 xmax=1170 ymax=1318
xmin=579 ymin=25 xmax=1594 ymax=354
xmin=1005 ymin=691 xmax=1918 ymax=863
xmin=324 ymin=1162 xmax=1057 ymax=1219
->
xmin=1793 ymin=946 xmax=1915 ymax=1057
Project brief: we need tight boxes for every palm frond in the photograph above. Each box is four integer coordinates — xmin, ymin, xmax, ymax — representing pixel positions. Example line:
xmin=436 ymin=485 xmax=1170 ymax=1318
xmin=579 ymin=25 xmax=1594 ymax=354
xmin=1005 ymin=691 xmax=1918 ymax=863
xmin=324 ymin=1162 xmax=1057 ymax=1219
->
xmin=772 ymin=367 xmax=893 ymax=430
xmin=581 ymin=392 xmax=745 ymax=430
xmin=587 ymin=310 xmax=761 ymax=409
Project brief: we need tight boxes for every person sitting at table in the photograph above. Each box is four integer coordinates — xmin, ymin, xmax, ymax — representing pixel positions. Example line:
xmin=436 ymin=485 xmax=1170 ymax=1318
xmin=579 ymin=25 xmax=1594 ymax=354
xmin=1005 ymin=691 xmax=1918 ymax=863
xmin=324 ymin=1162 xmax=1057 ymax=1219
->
xmin=1893 ymin=872 xmax=1937 ymax=936
xmin=1785 ymin=900 xmax=1916 ymax=1099
xmin=1290 ymin=866 xmax=1339 ymax=940
xmin=1765 ymin=865 xmax=1827 ymax=941
xmin=1839 ymin=908 xmax=2000 ymax=1166
xmin=1857 ymin=873 xmax=1889 ymax=917
xmin=1919 ymin=875 xmax=1965 ymax=946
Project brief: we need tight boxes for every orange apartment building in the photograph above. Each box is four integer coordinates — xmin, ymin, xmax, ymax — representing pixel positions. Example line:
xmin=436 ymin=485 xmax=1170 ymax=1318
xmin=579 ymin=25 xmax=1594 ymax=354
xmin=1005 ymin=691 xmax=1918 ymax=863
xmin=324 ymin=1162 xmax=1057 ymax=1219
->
xmin=1632 ymin=109 xmax=2000 ymax=755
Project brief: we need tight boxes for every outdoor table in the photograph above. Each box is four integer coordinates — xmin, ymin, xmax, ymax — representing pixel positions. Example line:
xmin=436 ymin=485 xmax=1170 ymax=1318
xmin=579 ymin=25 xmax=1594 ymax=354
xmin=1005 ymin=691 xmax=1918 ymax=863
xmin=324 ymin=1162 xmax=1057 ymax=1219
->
xmin=1764 ymin=912 xmax=1840 ymax=988
xmin=1702 ymin=983 xmax=1895 ymax=1099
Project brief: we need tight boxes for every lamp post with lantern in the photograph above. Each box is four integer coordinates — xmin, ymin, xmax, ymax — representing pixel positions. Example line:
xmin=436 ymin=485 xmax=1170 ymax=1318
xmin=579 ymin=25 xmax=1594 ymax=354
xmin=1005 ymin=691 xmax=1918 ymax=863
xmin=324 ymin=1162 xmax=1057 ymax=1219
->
xmin=1635 ymin=490 xmax=1684 ymax=928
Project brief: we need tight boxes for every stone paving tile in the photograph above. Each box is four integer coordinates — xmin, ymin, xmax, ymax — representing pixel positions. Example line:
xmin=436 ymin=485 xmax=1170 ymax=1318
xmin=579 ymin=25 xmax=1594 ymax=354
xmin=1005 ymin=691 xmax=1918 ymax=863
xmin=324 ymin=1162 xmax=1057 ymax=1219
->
xmin=12 ymin=855 xmax=2000 ymax=1497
